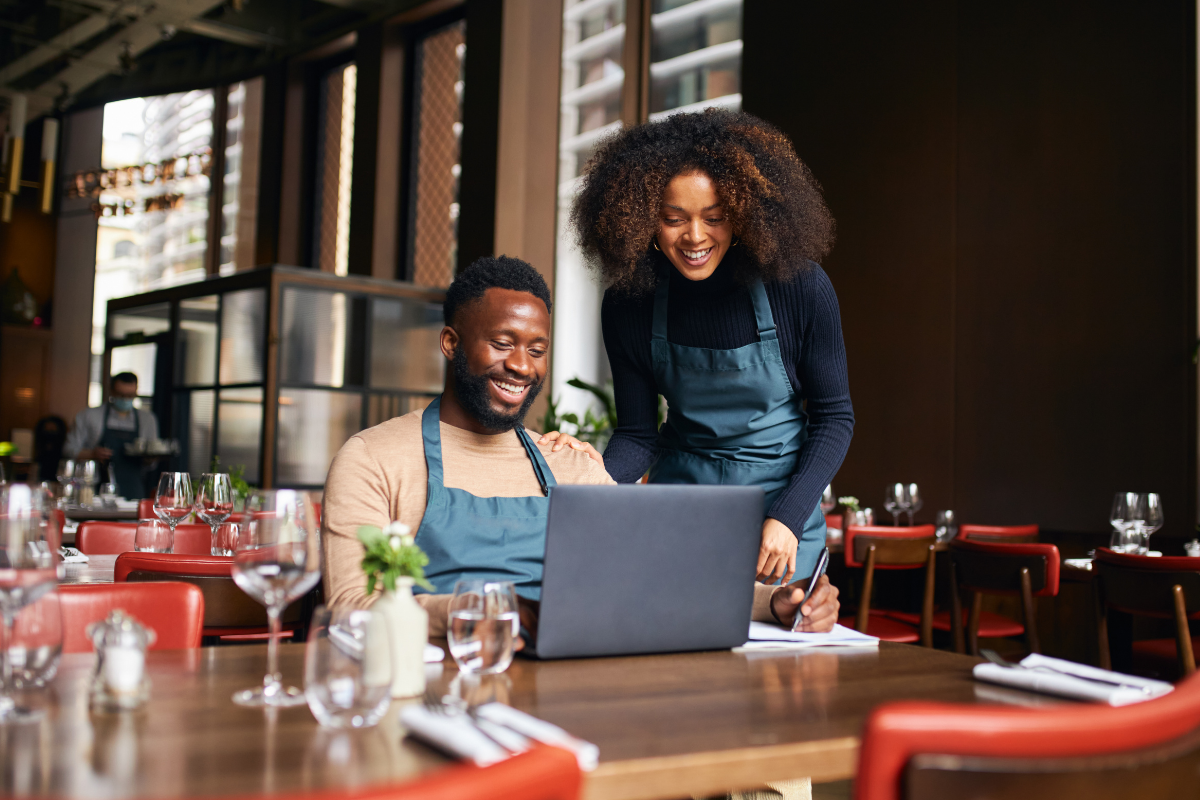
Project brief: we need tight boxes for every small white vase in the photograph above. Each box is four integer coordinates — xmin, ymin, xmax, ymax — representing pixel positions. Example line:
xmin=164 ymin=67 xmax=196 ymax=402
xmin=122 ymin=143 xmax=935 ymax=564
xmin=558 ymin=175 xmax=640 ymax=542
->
xmin=372 ymin=578 xmax=428 ymax=698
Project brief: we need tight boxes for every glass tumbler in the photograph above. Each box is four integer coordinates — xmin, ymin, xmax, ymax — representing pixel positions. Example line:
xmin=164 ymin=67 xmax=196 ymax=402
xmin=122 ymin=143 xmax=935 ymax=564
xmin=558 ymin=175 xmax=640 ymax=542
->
xmin=447 ymin=580 xmax=520 ymax=675
xmin=211 ymin=522 xmax=239 ymax=557
xmin=134 ymin=519 xmax=173 ymax=553
xmin=305 ymin=606 xmax=391 ymax=728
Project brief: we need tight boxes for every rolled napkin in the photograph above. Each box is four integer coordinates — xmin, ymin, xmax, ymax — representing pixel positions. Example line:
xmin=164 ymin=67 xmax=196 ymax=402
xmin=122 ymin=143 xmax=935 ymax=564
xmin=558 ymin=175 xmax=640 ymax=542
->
xmin=973 ymin=653 xmax=1173 ymax=706
xmin=474 ymin=703 xmax=599 ymax=771
xmin=399 ymin=704 xmax=510 ymax=766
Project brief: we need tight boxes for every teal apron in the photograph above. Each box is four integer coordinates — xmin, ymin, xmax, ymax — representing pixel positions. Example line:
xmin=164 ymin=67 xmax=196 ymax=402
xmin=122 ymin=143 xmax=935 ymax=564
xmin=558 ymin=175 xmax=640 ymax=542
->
xmin=99 ymin=404 xmax=144 ymax=499
xmin=647 ymin=277 xmax=826 ymax=583
xmin=412 ymin=396 xmax=556 ymax=601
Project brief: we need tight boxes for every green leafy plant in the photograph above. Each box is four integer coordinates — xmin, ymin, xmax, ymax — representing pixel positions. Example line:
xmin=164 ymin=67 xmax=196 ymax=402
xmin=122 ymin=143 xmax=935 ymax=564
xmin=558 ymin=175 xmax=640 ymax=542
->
xmin=838 ymin=496 xmax=862 ymax=513
xmin=210 ymin=456 xmax=252 ymax=509
xmin=540 ymin=377 xmax=668 ymax=451
xmin=357 ymin=522 xmax=433 ymax=595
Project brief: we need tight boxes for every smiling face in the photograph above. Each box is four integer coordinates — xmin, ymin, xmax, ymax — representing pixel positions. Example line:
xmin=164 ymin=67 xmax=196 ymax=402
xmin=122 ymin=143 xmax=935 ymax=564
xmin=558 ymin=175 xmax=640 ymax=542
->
xmin=656 ymin=170 xmax=735 ymax=281
xmin=440 ymin=288 xmax=550 ymax=433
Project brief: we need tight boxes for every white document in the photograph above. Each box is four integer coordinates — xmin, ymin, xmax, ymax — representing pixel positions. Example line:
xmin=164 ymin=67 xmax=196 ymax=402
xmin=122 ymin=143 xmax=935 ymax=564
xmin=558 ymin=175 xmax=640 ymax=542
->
xmin=738 ymin=621 xmax=880 ymax=650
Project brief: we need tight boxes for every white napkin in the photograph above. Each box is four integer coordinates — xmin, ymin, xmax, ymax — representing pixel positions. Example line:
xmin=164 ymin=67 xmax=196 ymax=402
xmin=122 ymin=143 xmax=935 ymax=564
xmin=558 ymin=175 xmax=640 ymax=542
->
xmin=737 ymin=621 xmax=880 ymax=651
xmin=58 ymin=546 xmax=88 ymax=564
xmin=973 ymin=653 xmax=1173 ymax=706
xmin=474 ymin=702 xmax=599 ymax=771
xmin=1063 ymin=558 xmax=1093 ymax=570
xmin=399 ymin=704 xmax=510 ymax=766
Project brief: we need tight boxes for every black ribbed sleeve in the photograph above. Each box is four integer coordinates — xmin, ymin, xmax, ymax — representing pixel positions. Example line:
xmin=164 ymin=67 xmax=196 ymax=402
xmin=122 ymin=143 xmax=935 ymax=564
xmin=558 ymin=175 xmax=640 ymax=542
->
xmin=600 ymin=252 xmax=855 ymax=535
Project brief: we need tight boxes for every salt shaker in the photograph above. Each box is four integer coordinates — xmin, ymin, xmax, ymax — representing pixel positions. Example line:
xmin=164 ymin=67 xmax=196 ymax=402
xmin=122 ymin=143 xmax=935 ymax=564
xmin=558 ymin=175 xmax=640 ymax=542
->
xmin=88 ymin=610 xmax=155 ymax=710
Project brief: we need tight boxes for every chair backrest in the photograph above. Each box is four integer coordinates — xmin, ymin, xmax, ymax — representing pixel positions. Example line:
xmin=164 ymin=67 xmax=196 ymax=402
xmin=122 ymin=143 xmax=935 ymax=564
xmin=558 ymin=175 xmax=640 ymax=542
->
xmin=1093 ymin=548 xmax=1200 ymax=619
xmin=292 ymin=745 xmax=581 ymax=800
xmin=115 ymin=552 xmax=302 ymax=629
xmin=77 ymin=521 xmax=211 ymax=555
xmin=855 ymin=670 xmax=1200 ymax=800
xmin=958 ymin=524 xmax=1039 ymax=543
xmin=59 ymin=582 xmax=205 ymax=653
xmin=948 ymin=539 xmax=1061 ymax=598
xmin=846 ymin=525 xmax=938 ymax=568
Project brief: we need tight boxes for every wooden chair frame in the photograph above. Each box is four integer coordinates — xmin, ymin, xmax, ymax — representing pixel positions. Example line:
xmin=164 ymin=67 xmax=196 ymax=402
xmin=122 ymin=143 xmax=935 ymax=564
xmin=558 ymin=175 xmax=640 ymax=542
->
xmin=854 ymin=535 xmax=938 ymax=647
xmin=946 ymin=541 xmax=1058 ymax=656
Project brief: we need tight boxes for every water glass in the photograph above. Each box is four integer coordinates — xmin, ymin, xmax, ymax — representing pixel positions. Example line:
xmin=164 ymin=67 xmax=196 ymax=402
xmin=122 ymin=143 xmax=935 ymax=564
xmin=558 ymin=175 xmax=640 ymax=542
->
xmin=134 ymin=519 xmax=173 ymax=553
xmin=448 ymin=580 xmax=519 ymax=675
xmin=305 ymin=606 xmax=391 ymax=728
xmin=8 ymin=588 xmax=63 ymax=689
xmin=74 ymin=460 xmax=98 ymax=506
xmin=935 ymin=509 xmax=958 ymax=542
xmin=154 ymin=472 xmax=194 ymax=534
xmin=211 ymin=521 xmax=239 ymax=557
xmin=1109 ymin=492 xmax=1139 ymax=553
xmin=820 ymin=484 xmax=836 ymax=514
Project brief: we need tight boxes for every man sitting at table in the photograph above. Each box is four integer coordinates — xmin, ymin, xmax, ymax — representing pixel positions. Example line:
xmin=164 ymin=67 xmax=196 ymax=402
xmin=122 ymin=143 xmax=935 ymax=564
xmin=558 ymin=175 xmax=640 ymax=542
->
xmin=322 ymin=255 xmax=838 ymax=638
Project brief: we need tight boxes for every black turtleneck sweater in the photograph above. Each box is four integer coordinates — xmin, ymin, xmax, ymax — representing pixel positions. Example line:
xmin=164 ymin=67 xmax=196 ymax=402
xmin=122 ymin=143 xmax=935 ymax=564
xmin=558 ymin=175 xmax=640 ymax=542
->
xmin=600 ymin=252 xmax=854 ymax=535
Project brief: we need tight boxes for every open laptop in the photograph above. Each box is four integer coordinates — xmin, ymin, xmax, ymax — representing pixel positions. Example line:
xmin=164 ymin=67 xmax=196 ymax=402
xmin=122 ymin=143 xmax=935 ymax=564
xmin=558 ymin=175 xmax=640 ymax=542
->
xmin=530 ymin=484 xmax=764 ymax=659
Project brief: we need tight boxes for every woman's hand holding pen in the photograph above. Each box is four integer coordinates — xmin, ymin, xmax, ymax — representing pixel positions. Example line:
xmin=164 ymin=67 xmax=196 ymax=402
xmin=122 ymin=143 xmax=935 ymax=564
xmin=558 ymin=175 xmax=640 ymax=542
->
xmin=770 ymin=575 xmax=839 ymax=632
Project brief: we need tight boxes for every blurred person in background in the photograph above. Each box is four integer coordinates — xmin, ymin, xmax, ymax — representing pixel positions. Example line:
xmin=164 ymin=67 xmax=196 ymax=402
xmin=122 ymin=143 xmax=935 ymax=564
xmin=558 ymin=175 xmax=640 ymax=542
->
xmin=64 ymin=372 xmax=158 ymax=499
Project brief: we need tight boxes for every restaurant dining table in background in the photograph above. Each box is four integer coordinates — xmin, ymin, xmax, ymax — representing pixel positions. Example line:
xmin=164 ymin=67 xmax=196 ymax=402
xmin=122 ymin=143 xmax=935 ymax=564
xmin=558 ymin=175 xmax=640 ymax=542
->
xmin=2 ymin=640 xmax=1052 ymax=800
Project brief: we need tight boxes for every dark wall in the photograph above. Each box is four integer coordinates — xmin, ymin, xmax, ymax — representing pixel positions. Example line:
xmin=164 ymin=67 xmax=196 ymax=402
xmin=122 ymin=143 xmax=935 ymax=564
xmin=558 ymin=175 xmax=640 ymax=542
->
xmin=744 ymin=0 xmax=1197 ymax=537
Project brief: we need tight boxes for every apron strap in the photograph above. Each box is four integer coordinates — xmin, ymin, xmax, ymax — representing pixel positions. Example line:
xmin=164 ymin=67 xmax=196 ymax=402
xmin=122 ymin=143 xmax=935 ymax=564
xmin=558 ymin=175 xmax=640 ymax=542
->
xmin=749 ymin=280 xmax=778 ymax=342
xmin=516 ymin=426 xmax=557 ymax=495
xmin=101 ymin=403 xmax=141 ymax=437
xmin=421 ymin=396 xmax=447 ymax=488
xmin=651 ymin=277 xmax=670 ymax=342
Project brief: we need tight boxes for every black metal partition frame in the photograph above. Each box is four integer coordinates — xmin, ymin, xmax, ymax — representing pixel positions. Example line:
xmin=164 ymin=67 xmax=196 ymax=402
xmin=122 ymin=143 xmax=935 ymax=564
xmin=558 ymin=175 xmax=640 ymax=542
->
xmin=105 ymin=265 xmax=446 ymax=489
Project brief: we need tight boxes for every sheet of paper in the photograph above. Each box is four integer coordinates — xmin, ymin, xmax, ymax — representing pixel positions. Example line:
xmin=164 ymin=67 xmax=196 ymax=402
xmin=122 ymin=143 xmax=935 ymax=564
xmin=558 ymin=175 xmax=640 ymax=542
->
xmin=744 ymin=621 xmax=880 ymax=646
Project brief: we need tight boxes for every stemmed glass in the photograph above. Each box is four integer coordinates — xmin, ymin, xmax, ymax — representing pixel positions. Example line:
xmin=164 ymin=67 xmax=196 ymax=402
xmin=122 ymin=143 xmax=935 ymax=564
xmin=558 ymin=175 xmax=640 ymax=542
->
xmin=1109 ymin=492 xmax=1138 ymax=553
xmin=231 ymin=489 xmax=322 ymax=707
xmin=0 ymin=483 xmax=60 ymax=722
xmin=884 ymin=484 xmax=911 ymax=527
xmin=154 ymin=473 xmax=194 ymax=540
xmin=906 ymin=483 xmax=923 ymax=526
xmin=56 ymin=460 xmax=75 ymax=505
xmin=195 ymin=473 xmax=234 ymax=556
xmin=1127 ymin=493 xmax=1163 ymax=555
xmin=820 ymin=485 xmax=836 ymax=515
xmin=73 ymin=460 xmax=98 ymax=506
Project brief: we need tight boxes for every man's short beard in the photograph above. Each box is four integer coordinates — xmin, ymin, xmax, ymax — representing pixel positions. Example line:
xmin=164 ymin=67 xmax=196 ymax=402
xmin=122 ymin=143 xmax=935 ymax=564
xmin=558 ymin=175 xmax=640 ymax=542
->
xmin=451 ymin=347 xmax=544 ymax=432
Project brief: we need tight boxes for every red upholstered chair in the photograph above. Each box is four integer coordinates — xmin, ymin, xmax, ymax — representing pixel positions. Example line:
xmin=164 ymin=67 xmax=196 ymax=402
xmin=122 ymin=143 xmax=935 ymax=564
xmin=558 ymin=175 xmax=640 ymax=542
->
xmin=115 ymin=552 xmax=303 ymax=641
xmin=824 ymin=513 xmax=843 ymax=534
xmin=854 ymin=670 xmax=1200 ymax=800
xmin=945 ymin=539 xmax=1059 ymax=655
xmin=248 ymin=746 xmax=581 ymax=800
xmin=958 ymin=524 xmax=1039 ymax=543
xmin=1094 ymin=548 xmax=1200 ymax=679
xmin=77 ymin=521 xmax=212 ymax=555
xmin=59 ymin=582 xmax=205 ymax=653
xmin=839 ymin=526 xmax=937 ymax=645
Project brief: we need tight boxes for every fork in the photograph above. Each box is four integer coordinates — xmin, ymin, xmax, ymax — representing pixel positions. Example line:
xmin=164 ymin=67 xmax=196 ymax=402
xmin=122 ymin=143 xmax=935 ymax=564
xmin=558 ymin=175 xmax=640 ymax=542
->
xmin=422 ymin=689 xmax=515 ymax=751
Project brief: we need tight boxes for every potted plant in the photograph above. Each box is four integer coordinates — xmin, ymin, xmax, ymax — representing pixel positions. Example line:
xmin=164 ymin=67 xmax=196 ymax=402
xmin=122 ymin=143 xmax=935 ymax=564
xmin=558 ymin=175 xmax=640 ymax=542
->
xmin=357 ymin=522 xmax=433 ymax=698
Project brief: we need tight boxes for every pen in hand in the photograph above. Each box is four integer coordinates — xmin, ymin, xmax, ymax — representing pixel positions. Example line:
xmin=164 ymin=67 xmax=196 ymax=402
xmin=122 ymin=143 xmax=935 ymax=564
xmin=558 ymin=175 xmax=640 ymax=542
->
xmin=791 ymin=546 xmax=830 ymax=633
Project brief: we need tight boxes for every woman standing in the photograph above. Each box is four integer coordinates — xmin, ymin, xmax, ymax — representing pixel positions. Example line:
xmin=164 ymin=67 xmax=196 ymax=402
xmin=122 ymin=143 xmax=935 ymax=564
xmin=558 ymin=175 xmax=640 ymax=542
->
xmin=544 ymin=109 xmax=853 ymax=586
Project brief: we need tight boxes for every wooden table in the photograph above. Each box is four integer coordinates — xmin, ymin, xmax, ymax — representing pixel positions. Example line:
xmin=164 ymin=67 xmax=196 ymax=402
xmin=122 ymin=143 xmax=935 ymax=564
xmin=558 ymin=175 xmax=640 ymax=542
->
xmin=58 ymin=553 xmax=118 ymax=584
xmin=2 ymin=641 xmax=1049 ymax=800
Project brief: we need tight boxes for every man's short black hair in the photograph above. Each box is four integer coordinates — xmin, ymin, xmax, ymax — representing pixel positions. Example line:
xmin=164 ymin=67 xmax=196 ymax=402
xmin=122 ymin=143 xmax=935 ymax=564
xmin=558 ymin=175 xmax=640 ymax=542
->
xmin=111 ymin=372 xmax=138 ymax=387
xmin=443 ymin=255 xmax=552 ymax=327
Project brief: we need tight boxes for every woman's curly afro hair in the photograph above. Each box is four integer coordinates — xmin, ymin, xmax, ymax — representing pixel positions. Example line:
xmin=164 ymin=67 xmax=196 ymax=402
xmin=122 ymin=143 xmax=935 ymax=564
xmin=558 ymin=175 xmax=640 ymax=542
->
xmin=570 ymin=109 xmax=835 ymax=294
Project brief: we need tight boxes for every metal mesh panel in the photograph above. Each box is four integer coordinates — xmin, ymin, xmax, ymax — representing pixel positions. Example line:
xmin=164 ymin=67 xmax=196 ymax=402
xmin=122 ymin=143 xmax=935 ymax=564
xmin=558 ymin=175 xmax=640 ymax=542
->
xmin=410 ymin=21 xmax=466 ymax=288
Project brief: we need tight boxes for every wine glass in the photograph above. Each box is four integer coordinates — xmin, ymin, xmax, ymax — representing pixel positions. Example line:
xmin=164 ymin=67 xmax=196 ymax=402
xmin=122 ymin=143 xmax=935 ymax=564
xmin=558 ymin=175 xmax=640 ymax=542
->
xmin=884 ymin=483 xmax=910 ymax=526
xmin=56 ymin=459 xmax=76 ymax=505
xmin=1128 ymin=493 xmax=1163 ymax=555
xmin=1109 ymin=492 xmax=1138 ymax=553
xmin=906 ymin=483 xmax=923 ymax=526
xmin=231 ymin=489 xmax=322 ymax=707
xmin=448 ymin=580 xmax=520 ymax=675
xmin=0 ymin=483 xmax=60 ymax=722
xmin=195 ymin=473 xmax=233 ymax=555
xmin=935 ymin=509 xmax=958 ymax=542
xmin=99 ymin=465 xmax=119 ymax=506
xmin=820 ymin=485 xmax=836 ymax=515
xmin=154 ymin=473 xmax=194 ymax=539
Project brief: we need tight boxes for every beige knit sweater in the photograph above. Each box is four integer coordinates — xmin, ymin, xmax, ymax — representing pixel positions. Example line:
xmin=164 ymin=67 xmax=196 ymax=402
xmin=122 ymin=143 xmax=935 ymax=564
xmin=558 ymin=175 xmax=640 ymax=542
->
xmin=321 ymin=406 xmax=778 ymax=636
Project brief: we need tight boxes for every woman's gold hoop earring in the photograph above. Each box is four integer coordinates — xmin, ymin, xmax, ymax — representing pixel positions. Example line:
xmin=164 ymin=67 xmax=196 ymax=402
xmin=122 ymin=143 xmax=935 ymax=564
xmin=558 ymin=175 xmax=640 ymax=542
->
xmin=732 ymin=236 xmax=740 ymax=247
xmin=652 ymin=239 xmax=662 ymax=252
